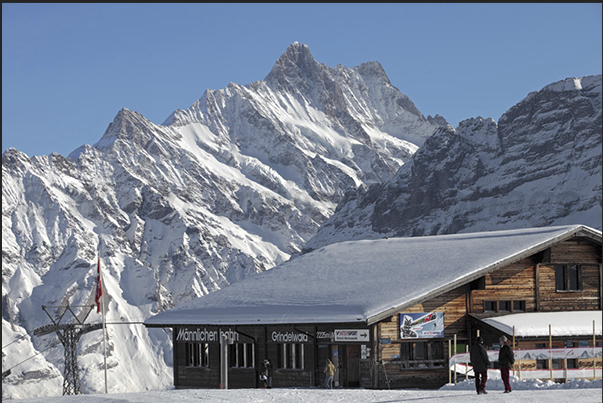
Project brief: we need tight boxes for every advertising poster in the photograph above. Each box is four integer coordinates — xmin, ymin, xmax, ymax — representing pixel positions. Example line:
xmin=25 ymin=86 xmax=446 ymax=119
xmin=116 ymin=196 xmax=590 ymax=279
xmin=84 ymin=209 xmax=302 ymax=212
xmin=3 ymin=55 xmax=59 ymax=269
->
xmin=399 ymin=312 xmax=444 ymax=338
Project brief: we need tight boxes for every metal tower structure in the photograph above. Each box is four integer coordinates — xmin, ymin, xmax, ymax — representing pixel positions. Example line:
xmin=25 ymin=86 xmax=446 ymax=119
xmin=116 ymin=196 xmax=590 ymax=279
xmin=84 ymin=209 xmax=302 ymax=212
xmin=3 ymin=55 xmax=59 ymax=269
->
xmin=33 ymin=304 xmax=102 ymax=395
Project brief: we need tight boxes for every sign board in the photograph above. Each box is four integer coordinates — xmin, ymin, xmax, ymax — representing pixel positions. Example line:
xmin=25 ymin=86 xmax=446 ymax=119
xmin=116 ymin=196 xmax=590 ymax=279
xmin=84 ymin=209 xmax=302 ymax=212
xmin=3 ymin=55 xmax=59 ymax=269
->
xmin=380 ymin=338 xmax=391 ymax=345
xmin=269 ymin=330 xmax=310 ymax=343
xmin=399 ymin=312 xmax=444 ymax=339
xmin=176 ymin=327 xmax=239 ymax=343
xmin=316 ymin=331 xmax=333 ymax=340
xmin=334 ymin=329 xmax=370 ymax=342
xmin=361 ymin=345 xmax=369 ymax=359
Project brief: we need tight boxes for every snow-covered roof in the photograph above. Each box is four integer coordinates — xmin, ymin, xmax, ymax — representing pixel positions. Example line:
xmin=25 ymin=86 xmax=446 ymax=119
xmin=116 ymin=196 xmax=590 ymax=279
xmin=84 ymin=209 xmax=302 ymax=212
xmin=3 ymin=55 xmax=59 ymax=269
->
xmin=482 ymin=311 xmax=602 ymax=337
xmin=145 ymin=225 xmax=601 ymax=327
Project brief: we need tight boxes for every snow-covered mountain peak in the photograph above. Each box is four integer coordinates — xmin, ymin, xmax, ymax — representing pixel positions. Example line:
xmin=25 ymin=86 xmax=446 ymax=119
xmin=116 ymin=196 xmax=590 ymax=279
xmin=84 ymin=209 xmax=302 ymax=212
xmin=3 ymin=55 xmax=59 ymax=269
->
xmin=2 ymin=147 xmax=29 ymax=168
xmin=354 ymin=61 xmax=391 ymax=84
xmin=545 ymin=76 xmax=584 ymax=92
xmin=265 ymin=41 xmax=319 ymax=81
xmin=498 ymin=74 xmax=601 ymax=153
xmin=92 ymin=107 xmax=184 ymax=158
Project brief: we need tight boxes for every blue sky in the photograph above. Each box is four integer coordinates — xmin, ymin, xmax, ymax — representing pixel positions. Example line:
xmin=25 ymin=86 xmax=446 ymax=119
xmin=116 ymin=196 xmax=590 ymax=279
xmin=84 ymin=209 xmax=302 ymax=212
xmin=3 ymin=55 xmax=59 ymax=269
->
xmin=3 ymin=3 xmax=602 ymax=158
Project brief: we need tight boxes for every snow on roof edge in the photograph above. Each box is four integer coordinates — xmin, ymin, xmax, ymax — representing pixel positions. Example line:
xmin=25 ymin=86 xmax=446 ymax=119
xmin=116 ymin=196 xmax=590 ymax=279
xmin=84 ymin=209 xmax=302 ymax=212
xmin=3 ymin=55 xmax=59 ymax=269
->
xmin=481 ymin=311 xmax=603 ymax=337
xmin=145 ymin=225 xmax=602 ymax=327
xmin=366 ymin=224 xmax=600 ymax=324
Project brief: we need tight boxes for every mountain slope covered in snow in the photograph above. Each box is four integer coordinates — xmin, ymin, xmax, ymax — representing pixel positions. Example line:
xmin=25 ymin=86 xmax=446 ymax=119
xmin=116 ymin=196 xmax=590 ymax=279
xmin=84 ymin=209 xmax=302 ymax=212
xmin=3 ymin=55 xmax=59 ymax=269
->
xmin=2 ymin=42 xmax=442 ymax=398
xmin=304 ymin=75 xmax=602 ymax=250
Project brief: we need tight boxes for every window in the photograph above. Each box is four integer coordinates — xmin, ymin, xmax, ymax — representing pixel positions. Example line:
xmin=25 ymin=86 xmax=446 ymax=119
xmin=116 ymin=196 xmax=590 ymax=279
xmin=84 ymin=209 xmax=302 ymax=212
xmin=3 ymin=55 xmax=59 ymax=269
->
xmin=229 ymin=343 xmax=255 ymax=368
xmin=555 ymin=264 xmax=582 ymax=291
xmin=400 ymin=340 xmax=444 ymax=368
xmin=535 ymin=343 xmax=547 ymax=369
xmin=484 ymin=301 xmax=497 ymax=312
xmin=186 ymin=342 xmax=209 ymax=367
xmin=483 ymin=300 xmax=526 ymax=313
xmin=512 ymin=300 xmax=525 ymax=312
xmin=567 ymin=358 xmax=578 ymax=369
xmin=277 ymin=343 xmax=304 ymax=369
xmin=498 ymin=301 xmax=511 ymax=312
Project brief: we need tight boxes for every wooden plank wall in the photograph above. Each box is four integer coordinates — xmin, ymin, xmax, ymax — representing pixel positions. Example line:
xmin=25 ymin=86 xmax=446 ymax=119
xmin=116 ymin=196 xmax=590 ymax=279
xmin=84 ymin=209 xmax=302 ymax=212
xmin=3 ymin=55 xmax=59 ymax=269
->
xmin=537 ymin=263 xmax=600 ymax=311
xmin=376 ymin=285 xmax=468 ymax=388
xmin=539 ymin=238 xmax=601 ymax=311
xmin=471 ymin=257 xmax=537 ymax=313
xmin=379 ymin=285 xmax=469 ymax=343
xmin=549 ymin=239 xmax=601 ymax=263
xmin=374 ymin=237 xmax=601 ymax=388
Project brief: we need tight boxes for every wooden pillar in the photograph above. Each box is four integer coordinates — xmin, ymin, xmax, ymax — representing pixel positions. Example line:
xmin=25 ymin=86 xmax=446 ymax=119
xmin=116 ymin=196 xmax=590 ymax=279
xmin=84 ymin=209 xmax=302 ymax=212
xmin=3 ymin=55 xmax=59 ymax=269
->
xmin=465 ymin=345 xmax=469 ymax=380
xmin=594 ymin=320 xmax=597 ymax=379
xmin=448 ymin=339 xmax=452 ymax=384
xmin=549 ymin=324 xmax=553 ymax=381
xmin=454 ymin=334 xmax=457 ymax=385
xmin=512 ymin=326 xmax=516 ymax=377
xmin=535 ymin=264 xmax=540 ymax=312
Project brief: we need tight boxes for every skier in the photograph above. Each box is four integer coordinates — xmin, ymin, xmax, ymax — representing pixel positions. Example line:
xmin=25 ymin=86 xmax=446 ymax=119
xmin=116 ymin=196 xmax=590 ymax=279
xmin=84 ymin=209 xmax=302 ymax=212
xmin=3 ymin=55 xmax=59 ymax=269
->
xmin=470 ymin=336 xmax=490 ymax=394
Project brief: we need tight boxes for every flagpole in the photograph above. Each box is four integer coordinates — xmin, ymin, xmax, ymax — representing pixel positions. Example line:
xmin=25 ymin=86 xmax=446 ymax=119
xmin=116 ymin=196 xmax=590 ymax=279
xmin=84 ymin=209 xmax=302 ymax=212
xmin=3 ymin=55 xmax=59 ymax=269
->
xmin=100 ymin=253 xmax=108 ymax=394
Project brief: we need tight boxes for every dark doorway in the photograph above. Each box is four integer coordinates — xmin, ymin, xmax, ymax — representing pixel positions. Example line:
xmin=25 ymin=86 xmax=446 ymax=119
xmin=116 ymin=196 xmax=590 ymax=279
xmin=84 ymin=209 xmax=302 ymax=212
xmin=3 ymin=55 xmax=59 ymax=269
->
xmin=345 ymin=344 xmax=361 ymax=387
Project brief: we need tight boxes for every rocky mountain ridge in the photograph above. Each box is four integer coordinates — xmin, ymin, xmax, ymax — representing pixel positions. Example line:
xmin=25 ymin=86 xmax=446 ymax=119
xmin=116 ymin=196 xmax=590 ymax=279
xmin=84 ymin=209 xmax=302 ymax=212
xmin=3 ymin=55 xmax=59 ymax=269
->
xmin=304 ymin=75 xmax=602 ymax=250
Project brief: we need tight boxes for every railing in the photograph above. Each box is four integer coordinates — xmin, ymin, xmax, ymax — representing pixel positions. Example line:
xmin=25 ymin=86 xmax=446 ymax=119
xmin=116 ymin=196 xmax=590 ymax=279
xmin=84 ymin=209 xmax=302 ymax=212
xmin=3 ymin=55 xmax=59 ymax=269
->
xmin=398 ymin=359 xmax=446 ymax=369
xmin=449 ymin=347 xmax=602 ymax=381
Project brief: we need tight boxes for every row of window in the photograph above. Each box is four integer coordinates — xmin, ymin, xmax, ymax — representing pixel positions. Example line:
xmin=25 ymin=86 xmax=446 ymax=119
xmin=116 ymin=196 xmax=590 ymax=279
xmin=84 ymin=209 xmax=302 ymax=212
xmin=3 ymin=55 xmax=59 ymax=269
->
xmin=484 ymin=300 xmax=526 ymax=313
xmin=187 ymin=339 xmax=600 ymax=371
xmin=399 ymin=340 xmax=445 ymax=368
xmin=395 ymin=339 xmax=602 ymax=370
xmin=482 ymin=264 xmax=586 ymax=313
xmin=184 ymin=342 xmax=305 ymax=369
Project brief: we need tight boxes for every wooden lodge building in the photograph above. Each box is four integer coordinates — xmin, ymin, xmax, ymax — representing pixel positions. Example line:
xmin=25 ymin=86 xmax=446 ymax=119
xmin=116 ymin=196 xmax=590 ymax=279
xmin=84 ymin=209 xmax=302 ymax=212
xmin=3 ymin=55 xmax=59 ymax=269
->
xmin=144 ymin=225 xmax=602 ymax=389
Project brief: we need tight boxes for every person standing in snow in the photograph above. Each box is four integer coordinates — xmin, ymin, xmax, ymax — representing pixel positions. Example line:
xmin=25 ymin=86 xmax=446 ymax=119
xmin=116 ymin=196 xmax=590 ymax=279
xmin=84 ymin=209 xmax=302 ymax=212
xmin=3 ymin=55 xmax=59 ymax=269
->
xmin=260 ymin=359 xmax=273 ymax=388
xmin=498 ymin=335 xmax=515 ymax=393
xmin=324 ymin=359 xmax=336 ymax=389
xmin=470 ymin=336 xmax=490 ymax=395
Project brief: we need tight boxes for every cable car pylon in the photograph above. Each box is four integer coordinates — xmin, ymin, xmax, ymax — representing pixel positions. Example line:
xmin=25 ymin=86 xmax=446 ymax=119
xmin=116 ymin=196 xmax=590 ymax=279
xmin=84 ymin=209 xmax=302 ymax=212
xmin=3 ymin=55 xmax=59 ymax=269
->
xmin=33 ymin=304 xmax=102 ymax=395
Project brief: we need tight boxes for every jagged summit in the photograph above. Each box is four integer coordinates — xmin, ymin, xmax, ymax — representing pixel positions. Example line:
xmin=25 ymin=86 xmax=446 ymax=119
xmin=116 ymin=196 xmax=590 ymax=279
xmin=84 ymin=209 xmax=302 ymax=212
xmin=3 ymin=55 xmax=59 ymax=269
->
xmin=92 ymin=107 xmax=177 ymax=154
xmin=263 ymin=42 xmax=328 ymax=94
xmin=275 ymin=41 xmax=314 ymax=64
xmin=355 ymin=61 xmax=390 ymax=83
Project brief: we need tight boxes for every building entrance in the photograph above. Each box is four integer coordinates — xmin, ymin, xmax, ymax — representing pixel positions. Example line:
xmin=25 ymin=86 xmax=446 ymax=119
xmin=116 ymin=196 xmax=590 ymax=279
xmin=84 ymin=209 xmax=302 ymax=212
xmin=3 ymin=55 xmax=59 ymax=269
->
xmin=330 ymin=344 xmax=361 ymax=387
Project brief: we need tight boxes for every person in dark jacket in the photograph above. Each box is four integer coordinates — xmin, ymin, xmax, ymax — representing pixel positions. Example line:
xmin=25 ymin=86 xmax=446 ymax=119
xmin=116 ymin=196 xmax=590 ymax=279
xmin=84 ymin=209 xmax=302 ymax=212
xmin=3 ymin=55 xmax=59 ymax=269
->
xmin=260 ymin=359 xmax=272 ymax=388
xmin=498 ymin=335 xmax=515 ymax=393
xmin=470 ymin=336 xmax=490 ymax=394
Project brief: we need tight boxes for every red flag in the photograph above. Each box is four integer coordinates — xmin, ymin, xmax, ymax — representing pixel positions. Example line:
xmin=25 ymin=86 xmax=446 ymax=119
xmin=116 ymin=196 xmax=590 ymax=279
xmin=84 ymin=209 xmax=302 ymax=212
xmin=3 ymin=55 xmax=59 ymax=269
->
xmin=95 ymin=255 xmax=103 ymax=313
